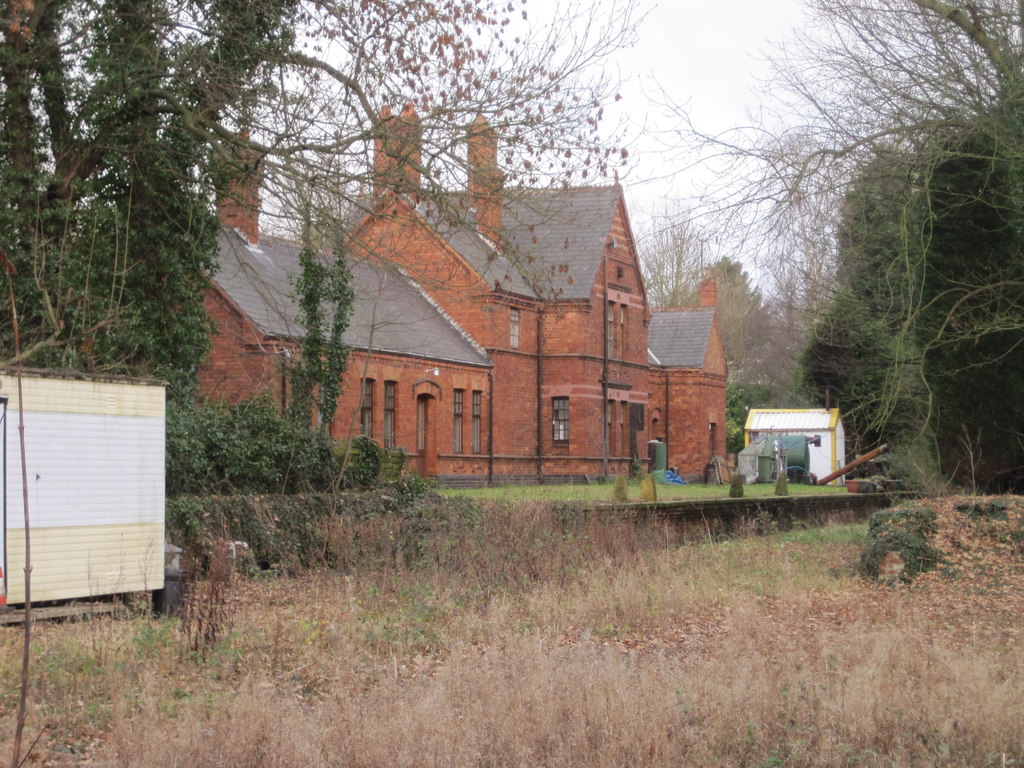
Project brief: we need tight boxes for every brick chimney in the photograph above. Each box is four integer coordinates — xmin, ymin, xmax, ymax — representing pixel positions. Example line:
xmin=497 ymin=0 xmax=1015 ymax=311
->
xmin=467 ymin=115 xmax=502 ymax=244
xmin=699 ymin=278 xmax=718 ymax=308
xmin=217 ymin=143 xmax=261 ymax=244
xmin=373 ymin=103 xmax=422 ymax=197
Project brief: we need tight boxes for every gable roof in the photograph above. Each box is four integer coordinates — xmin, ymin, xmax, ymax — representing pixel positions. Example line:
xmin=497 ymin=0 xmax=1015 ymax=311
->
xmin=424 ymin=206 xmax=539 ymax=298
xmin=409 ymin=185 xmax=624 ymax=301
xmin=647 ymin=308 xmax=716 ymax=368
xmin=500 ymin=185 xmax=623 ymax=300
xmin=215 ymin=229 xmax=490 ymax=367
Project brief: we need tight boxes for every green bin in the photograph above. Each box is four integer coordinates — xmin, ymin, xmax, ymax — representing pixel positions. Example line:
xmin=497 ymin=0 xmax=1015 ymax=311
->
xmin=647 ymin=440 xmax=667 ymax=472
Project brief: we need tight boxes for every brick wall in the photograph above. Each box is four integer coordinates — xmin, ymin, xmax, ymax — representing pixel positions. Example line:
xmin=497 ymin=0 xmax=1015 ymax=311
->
xmin=201 ymin=188 xmax=725 ymax=485
xmin=647 ymin=313 xmax=728 ymax=480
xmin=354 ymin=206 xmax=511 ymax=350
xmin=330 ymin=351 xmax=492 ymax=479
xmin=199 ymin=288 xmax=290 ymax=406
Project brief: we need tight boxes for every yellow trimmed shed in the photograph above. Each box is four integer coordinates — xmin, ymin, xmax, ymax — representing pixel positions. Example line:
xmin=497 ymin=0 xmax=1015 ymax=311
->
xmin=744 ymin=408 xmax=847 ymax=486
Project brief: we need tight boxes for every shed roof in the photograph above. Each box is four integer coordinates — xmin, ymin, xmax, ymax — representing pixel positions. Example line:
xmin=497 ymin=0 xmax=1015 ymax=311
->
xmin=745 ymin=409 xmax=842 ymax=433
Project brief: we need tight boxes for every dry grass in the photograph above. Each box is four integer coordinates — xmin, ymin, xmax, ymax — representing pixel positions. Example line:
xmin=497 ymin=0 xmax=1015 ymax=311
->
xmin=1 ymin=499 xmax=1022 ymax=767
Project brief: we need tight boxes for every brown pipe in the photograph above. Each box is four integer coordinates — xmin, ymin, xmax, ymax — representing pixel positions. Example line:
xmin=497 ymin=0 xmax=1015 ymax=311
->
xmin=487 ymin=369 xmax=494 ymax=487
xmin=817 ymin=443 xmax=888 ymax=485
xmin=536 ymin=305 xmax=543 ymax=482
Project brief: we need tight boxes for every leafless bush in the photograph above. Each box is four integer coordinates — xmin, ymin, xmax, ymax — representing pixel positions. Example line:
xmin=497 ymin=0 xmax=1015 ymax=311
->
xmin=326 ymin=500 xmax=685 ymax=591
xmin=181 ymin=539 xmax=237 ymax=659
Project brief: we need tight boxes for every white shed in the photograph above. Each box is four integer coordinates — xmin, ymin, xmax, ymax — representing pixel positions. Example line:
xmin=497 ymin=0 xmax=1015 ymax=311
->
xmin=744 ymin=408 xmax=847 ymax=486
xmin=1 ymin=370 xmax=165 ymax=606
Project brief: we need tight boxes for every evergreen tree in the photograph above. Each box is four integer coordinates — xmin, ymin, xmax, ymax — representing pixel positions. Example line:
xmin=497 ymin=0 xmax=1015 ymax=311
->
xmin=912 ymin=130 xmax=1024 ymax=486
xmin=799 ymin=155 xmax=926 ymax=452
xmin=0 ymin=0 xmax=297 ymax=380
xmin=801 ymin=130 xmax=1024 ymax=488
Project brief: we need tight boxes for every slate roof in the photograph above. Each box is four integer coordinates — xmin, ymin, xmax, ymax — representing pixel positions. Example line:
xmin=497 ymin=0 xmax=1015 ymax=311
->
xmin=413 ymin=184 xmax=622 ymax=300
xmin=215 ymin=229 xmax=490 ymax=367
xmin=424 ymin=206 xmax=539 ymax=298
xmin=501 ymin=186 xmax=623 ymax=300
xmin=647 ymin=309 xmax=716 ymax=368
xmin=213 ymin=183 xmax=624 ymax=364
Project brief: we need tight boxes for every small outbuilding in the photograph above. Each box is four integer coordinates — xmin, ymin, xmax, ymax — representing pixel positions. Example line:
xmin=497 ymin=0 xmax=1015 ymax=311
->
xmin=743 ymin=408 xmax=846 ymax=486
xmin=1 ymin=369 xmax=165 ymax=607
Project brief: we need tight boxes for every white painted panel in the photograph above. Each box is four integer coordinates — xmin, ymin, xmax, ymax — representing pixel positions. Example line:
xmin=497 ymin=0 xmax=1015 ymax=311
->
xmin=1 ymin=399 xmax=6 ymax=603
xmin=2 ymin=375 xmax=165 ymax=604
xmin=807 ymin=442 xmax=833 ymax=479
xmin=5 ymin=410 xmax=164 ymax=530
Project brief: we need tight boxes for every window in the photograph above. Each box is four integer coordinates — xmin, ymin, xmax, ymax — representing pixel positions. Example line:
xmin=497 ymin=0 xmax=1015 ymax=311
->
xmin=552 ymin=397 xmax=569 ymax=443
xmin=510 ymin=307 xmax=520 ymax=349
xmin=621 ymin=303 xmax=628 ymax=354
xmin=453 ymin=389 xmax=464 ymax=453
xmin=360 ymin=378 xmax=374 ymax=437
xmin=383 ymin=380 xmax=396 ymax=449
xmin=607 ymin=400 xmax=616 ymax=456
xmin=606 ymin=302 xmax=615 ymax=357
xmin=471 ymin=390 xmax=482 ymax=454
xmin=620 ymin=400 xmax=629 ymax=458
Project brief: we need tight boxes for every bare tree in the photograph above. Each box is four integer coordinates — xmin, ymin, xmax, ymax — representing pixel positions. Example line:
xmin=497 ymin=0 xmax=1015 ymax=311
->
xmin=0 ymin=0 xmax=640 ymax=373
xmin=241 ymin=0 xmax=642 ymax=239
xmin=638 ymin=210 xmax=712 ymax=308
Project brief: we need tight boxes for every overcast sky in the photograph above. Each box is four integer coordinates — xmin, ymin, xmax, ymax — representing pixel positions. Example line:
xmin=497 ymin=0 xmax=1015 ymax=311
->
xmin=604 ymin=0 xmax=808 ymax=229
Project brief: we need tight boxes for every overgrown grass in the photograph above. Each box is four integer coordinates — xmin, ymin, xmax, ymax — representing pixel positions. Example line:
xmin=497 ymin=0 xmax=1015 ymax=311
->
xmin=442 ymin=480 xmax=848 ymax=502
xmin=1 ymin=501 xmax=1020 ymax=768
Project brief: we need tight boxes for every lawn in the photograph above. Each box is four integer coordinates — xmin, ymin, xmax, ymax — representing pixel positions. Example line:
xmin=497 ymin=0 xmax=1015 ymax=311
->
xmin=441 ymin=479 xmax=850 ymax=502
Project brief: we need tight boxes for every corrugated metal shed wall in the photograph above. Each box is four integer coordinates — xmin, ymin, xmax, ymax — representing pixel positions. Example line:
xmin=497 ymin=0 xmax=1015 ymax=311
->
xmin=746 ymin=409 xmax=836 ymax=432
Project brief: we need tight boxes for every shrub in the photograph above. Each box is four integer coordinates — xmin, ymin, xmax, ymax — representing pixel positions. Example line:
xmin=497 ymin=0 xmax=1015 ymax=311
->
xmin=167 ymin=476 xmax=437 ymax=572
xmin=379 ymin=445 xmax=411 ymax=482
xmin=338 ymin=435 xmax=384 ymax=488
xmin=167 ymin=494 xmax=338 ymax=572
xmin=629 ymin=456 xmax=644 ymax=480
xmin=956 ymin=498 xmax=1012 ymax=521
xmin=774 ymin=474 xmax=789 ymax=496
xmin=166 ymin=395 xmax=336 ymax=496
xmin=859 ymin=504 xmax=941 ymax=580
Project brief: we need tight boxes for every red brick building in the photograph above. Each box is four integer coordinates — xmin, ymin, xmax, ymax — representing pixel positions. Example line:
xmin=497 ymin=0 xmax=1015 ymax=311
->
xmin=199 ymin=117 xmax=726 ymax=484
xmin=647 ymin=281 xmax=729 ymax=476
